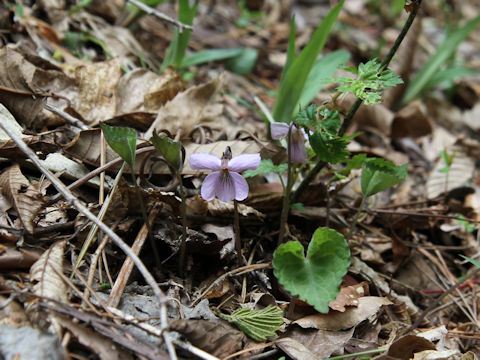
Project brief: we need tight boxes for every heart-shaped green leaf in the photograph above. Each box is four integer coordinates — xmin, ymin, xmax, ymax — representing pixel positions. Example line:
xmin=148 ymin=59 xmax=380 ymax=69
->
xmin=361 ymin=158 xmax=408 ymax=198
xmin=150 ymin=132 xmax=184 ymax=170
xmin=273 ymin=227 xmax=350 ymax=313
xmin=99 ymin=123 xmax=137 ymax=168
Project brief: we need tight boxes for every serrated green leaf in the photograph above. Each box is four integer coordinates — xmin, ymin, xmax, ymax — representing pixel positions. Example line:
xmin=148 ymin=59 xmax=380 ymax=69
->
xmin=361 ymin=158 xmax=408 ymax=198
xmin=295 ymin=104 xmax=318 ymax=128
xmin=329 ymin=153 xmax=367 ymax=184
xmin=99 ymin=123 xmax=137 ymax=168
xmin=150 ymin=132 xmax=183 ymax=170
xmin=309 ymin=132 xmax=350 ymax=164
xmin=220 ymin=306 xmax=284 ymax=342
xmin=243 ymin=159 xmax=287 ymax=178
xmin=273 ymin=227 xmax=350 ymax=313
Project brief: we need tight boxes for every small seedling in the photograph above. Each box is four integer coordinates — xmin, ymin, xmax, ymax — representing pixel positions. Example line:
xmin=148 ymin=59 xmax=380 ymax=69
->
xmin=149 ymin=133 xmax=188 ymax=274
xmin=99 ymin=123 xmax=161 ymax=267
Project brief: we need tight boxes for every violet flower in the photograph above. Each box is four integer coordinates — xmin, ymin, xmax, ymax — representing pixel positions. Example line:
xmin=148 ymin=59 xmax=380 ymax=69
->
xmin=190 ymin=147 xmax=260 ymax=202
xmin=270 ymin=122 xmax=308 ymax=163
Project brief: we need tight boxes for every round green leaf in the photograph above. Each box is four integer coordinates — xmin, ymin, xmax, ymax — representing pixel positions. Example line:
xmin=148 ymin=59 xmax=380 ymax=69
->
xmin=273 ymin=227 xmax=350 ymax=313
xmin=99 ymin=123 xmax=137 ymax=168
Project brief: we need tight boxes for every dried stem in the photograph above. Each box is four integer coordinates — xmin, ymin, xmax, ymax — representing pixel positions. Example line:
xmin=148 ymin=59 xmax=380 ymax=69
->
xmin=127 ymin=0 xmax=193 ymax=32
xmin=177 ymin=168 xmax=188 ymax=275
xmin=278 ymin=125 xmax=293 ymax=245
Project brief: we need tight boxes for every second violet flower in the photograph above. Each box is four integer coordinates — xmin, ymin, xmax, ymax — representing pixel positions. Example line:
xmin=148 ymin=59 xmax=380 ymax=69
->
xmin=190 ymin=147 xmax=260 ymax=203
xmin=270 ymin=122 xmax=308 ymax=164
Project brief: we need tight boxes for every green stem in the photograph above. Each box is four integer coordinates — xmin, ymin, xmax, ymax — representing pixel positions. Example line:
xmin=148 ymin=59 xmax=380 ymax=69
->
xmin=346 ymin=196 xmax=367 ymax=241
xmin=293 ymin=2 xmax=423 ymax=202
xmin=326 ymin=346 xmax=388 ymax=360
xmin=278 ymin=125 xmax=293 ymax=245
xmin=130 ymin=171 xmax=161 ymax=269
xmin=177 ymin=171 xmax=188 ymax=275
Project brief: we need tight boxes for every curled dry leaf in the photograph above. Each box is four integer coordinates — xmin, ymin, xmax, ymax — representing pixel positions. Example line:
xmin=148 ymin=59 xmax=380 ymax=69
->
xmin=328 ymin=282 xmax=369 ymax=312
xmin=116 ymin=67 xmax=184 ymax=115
xmin=169 ymin=318 xmax=246 ymax=358
xmin=375 ymin=335 xmax=436 ymax=360
xmin=0 ymin=164 xmax=45 ymax=234
xmin=0 ymin=47 xmax=47 ymax=128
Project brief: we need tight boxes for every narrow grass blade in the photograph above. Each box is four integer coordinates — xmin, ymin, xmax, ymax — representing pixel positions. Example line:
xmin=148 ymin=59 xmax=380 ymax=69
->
xmin=272 ymin=0 xmax=344 ymax=124
xmin=402 ymin=15 xmax=480 ymax=104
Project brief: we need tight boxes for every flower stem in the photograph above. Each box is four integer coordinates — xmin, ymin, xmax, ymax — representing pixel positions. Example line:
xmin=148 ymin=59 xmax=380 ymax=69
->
xmin=346 ymin=196 xmax=367 ymax=241
xmin=327 ymin=346 xmax=388 ymax=360
xmin=278 ymin=125 xmax=293 ymax=245
xmin=233 ymin=199 xmax=243 ymax=265
xmin=177 ymin=170 xmax=188 ymax=275
xmin=130 ymin=171 xmax=162 ymax=269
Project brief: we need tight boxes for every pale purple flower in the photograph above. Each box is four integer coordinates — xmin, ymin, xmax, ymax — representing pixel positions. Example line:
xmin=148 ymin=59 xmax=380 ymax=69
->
xmin=271 ymin=122 xmax=308 ymax=163
xmin=190 ymin=147 xmax=261 ymax=202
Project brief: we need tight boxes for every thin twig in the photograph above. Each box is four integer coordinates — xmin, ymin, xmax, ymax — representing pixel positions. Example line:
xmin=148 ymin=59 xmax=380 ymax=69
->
xmin=44 ymin=103 xmax=89 ymax=131
xmin=405 ymin=266 xmax=480 ymax=333
xmin=127 ymin=0 xmax=193 ymax=32
xmin=0 ymin=121 xmax=177 ymax=360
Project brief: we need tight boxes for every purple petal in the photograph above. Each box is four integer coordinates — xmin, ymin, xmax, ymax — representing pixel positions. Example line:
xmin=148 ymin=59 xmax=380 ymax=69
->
xmin=190 ymin=153 xmax=221 ymax=171
xmin=201 ymin=172 xmax=220 ymax=201
xmin=270 ymin=122 xmax=290 ymax=140
xmin=290 ymin=135 xmax=308 ymax=163
xmin=216 ymin=172 xmax=236 ymax=202
xmin=228 ymin=153 xmax=261 ymax=172
xmin=230 ymin=172 xmax=249 ymax=201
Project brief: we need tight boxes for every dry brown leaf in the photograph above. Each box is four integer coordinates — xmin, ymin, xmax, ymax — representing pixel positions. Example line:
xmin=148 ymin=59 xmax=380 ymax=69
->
xmin=278 ymin=326 xmax=355 ymax=359
xmin=294 ymin=297 xmax=392 ymax=331
xmin=145 ymin=75 xmax=225 ymax=138
xmin=0 ymin=164 xmax=45 ymax=234
xmin=0 ymin=47 xmax=47 ymax=128
xmin=207 ymin=198 xmax=265 ymax=218
xmin=169 ymin=319 xmax=246 ymax=358
xmin=64 ymin=59 xmax=122 ymax=125
xmin=117 ymin=67 xmax=184 ymax=115
xmin=275 ymin=337 xmax=317 ymax=360
xmin=30 ymin=240 xmax=68 ymax=303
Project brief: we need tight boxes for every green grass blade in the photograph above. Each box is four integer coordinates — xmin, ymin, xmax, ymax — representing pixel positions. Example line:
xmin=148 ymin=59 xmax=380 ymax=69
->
xmin=272 ymin=0 xmax=344 ymax=124
xmin=278 ymin=16 xmax=297 ymax=90
xmin=181 ymin=48 xmax=244 ymax=67
xmin=297 ymin=50 xmax=350 ymax=111
xmin=424 ymin=66 xmax=476 ymax=90
xmin=161 ymin=0 xmax=197 ymax=71
xmin=402 ymin=15 xmax=480 ymax=104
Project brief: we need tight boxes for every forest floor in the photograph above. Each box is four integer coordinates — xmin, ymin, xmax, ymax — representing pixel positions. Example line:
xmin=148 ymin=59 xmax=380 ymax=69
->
xmin=0 ymin=0 xmax=480 ymax=359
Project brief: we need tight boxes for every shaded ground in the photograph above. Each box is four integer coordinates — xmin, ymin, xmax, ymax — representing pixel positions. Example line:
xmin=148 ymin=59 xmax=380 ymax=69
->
xmin=0 ymin=0 xmax=480 ymax=359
